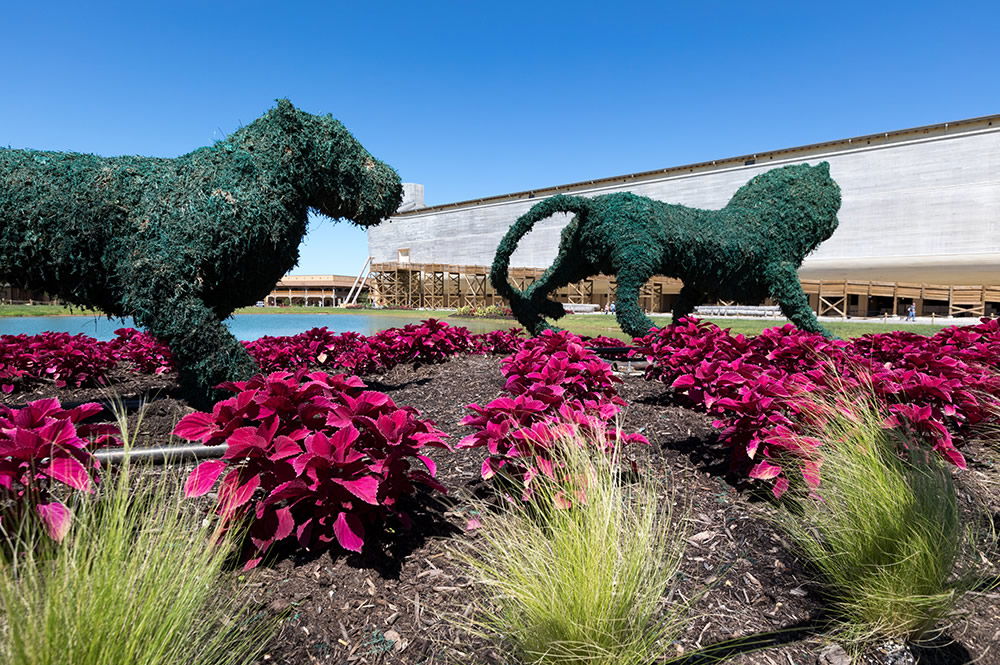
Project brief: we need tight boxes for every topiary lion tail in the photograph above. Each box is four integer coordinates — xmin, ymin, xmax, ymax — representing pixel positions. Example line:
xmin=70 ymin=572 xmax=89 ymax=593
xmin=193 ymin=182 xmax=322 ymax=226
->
xmin=490 ymin=194 xmax=591 ymax=313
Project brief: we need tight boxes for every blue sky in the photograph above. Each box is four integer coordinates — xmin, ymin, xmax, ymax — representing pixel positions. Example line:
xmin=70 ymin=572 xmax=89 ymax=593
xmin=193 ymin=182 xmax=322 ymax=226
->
xmin=3 ymin=1 xmax=997 ymax=276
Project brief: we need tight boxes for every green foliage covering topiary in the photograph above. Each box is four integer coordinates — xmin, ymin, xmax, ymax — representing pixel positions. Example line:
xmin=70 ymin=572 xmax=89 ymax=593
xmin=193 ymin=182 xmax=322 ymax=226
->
xmin=491 ymin=163 xmax=841 ymax=338
xmin=0 ymin=99 xmax=402 ymax=404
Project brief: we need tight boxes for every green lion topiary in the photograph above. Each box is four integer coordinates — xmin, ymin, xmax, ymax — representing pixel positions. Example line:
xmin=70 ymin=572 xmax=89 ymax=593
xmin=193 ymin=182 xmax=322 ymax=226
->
xmin=492 ymin=162 xmax=841 ymax=338
xmin=0 ymin=99 xmax=402 ymax=404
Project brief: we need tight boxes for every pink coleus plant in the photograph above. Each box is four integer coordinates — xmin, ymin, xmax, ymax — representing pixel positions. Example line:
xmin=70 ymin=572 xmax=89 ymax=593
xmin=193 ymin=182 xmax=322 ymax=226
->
xmin=636 ymin=317 xmax=1000 ymax=496
xmin=0 ymin=399 xmax=118 ymax=540
xmin=1 ymin=321 xmax=528 ymax=394
xmin=175 ymin=370 xmax=450 ymax=568
xmin=0 ymin=332 xmax=118 ymax=392
xmin=108 ymin=328 xmax=175 ymax=375
xmin=471 ymin=327 xmax=527 ymax=355
xmin=243 ymin=321 xmax=526 ymax=376
xmin=460 ymin=330 xmax=647 ymax=495
xmin=244 ymin=328 xmax=367 ymax=373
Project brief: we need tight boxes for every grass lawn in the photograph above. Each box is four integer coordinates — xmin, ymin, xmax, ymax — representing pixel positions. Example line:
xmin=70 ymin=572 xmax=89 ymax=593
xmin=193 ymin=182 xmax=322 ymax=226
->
xmin=1 ymin=304 xmax=949 ymax=339
xmin=431 ymin=313 xmax=946 ymax=340
xmin=231 ymin=305 xmax=456 ymax=317
xmin=0 ymin=304 xmax=455 ymax=319
xmin=541 ymin=314 xmax=947 ymax=340
xmin=0 ymin=304 xmax=102 ymax=317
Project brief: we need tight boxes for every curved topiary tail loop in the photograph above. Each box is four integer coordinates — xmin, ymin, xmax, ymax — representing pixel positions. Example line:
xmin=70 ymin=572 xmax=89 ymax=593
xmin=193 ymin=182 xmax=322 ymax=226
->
xmin=490 ymin=195 xmax=591 ymax=335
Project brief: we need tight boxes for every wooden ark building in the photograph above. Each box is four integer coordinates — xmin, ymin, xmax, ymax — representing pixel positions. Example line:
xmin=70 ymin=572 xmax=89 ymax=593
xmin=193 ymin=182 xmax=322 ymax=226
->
xmin=264 ymin=275 xmax=367 ymax=307
xmin=367 ymin=115 xmax=1000 ymax=318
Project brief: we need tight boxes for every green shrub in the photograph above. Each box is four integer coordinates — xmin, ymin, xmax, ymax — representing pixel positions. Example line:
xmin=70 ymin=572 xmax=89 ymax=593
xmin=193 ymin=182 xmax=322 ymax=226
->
xmin=457 ymin=427 xmax=690 ymax=665
xmin=0 ymin=402 xmax=274 ymax=665
xmin=477 ymin=304 xmax=506 ymax=317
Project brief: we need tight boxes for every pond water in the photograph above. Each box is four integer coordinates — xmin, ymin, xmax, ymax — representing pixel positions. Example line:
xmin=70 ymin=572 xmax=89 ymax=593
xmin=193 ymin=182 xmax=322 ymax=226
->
xmin=0 ymin=313 xmax=503 ymax=341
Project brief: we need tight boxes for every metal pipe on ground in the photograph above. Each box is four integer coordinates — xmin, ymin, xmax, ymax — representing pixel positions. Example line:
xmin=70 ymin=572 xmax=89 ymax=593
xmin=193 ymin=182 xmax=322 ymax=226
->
xmin=94 ymin=444 xmax=227 ymax=465
xmin=586 ymin=345 xmax=649 ymax=374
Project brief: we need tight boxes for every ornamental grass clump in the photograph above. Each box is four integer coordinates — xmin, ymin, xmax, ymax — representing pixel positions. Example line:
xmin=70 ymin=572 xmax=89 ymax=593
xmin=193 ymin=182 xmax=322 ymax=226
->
xmin=637 ymin=316 xmax=1000 ymax=495
xmin=458 ymin=427 xmax=689 ymax=665
xmin=0 ymin=401 xmax=274 ymax=665
xmin=777 ymin=388 xmax=971 ymax=643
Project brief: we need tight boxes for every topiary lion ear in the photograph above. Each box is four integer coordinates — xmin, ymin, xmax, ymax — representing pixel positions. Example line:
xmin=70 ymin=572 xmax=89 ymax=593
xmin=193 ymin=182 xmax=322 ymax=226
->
xmin=273 ymin=98 xmax=301 ymax=130
xmin=815 ymin=161 xmax=831 ymax=174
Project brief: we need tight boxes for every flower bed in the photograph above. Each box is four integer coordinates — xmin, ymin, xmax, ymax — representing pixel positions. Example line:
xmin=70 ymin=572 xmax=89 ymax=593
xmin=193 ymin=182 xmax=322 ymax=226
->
xmin=0 ymin=321 xmax=528 ymax=394
xmin=1 ymin=320 xmax=998 ymax=663
xmin=635 ymin=317 xmax=1000 ymax=495
xmin=0 ymin=332 xmax=118 ymax=393
xmin=3 ymin=316 xmax=997 ymax=500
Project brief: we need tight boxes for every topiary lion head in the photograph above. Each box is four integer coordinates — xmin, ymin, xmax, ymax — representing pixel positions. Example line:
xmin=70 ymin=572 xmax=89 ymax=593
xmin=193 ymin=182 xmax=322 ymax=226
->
xmin=256 ymin=99 xmax=403 ymax=227
xmin=726 ymin=161 xmax=841 ymax=261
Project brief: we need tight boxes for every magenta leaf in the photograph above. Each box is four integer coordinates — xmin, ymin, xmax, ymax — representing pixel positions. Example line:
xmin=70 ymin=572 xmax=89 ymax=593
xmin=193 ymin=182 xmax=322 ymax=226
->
xmin=219 ymin=471 xmax=260 ymax=512
xmin=274 ymin=506 xmax=295 ymax=542
xmin=173 ymin=412 xmax=217 ymax=442
xmin=184 ymin=460 xmax=227 ymax=497
xmin=749 ymin=460 xmax=783 ymax=480
xmin=36 ymin=501 xmax=72 ymax=541
xmin=45 ymin=455 xmax=92 ymax=493
xmin=333 ymin=512 xmax=365 ymax=552
xmin=334 ymin=476 xmax=380 ymax=505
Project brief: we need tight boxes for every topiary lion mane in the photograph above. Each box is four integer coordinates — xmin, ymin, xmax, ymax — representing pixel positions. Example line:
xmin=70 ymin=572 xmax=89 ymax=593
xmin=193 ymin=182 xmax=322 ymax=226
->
xmin=492 ymin=162 xmax=841 ymax=338
xmin=0 ymin=99 xmax=402 ymax=404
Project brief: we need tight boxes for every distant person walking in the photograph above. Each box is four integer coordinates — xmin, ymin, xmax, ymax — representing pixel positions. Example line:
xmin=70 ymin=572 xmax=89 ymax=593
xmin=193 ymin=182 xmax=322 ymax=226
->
xmin=906 ymin=303 xmax=917 ymax=322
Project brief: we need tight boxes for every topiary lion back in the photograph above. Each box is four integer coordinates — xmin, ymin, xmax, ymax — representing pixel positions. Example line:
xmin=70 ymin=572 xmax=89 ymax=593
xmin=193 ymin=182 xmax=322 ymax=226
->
xmin=492 ymin=163 xmax=841 ymax=338
xmin=0 ymin=99 xmax=402 ymax=404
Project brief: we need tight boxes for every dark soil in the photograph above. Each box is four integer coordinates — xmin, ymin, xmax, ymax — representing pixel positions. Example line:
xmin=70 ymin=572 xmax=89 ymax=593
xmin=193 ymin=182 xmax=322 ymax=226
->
xmin=3 ymin=357 xmax=998 ymax=665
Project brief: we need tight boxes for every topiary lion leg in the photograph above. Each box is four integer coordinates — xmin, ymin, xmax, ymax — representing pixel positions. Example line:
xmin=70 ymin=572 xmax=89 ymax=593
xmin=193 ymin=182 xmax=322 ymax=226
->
xmin=507 ymin=297 xmax=559 ymax=336
xmin=671 ymin=284 xmax=704 ymax=324
xmin=500 ymin=276 xmax=560 ymax=335
xmin=613 ymin=268 xmax=659 ymax=338
xmin=765 ymin=262 xmax=833 ymax=338
xmin=523 ymin=257 xmax=593 ymax=324
xmin=134 ymin=297 xmax=259 ymax=407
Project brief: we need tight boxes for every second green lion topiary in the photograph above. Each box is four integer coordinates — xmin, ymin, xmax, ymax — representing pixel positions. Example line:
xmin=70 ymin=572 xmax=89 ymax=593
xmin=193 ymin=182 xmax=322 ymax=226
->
xmin=491 ymin=162 xmax=841 ymax=338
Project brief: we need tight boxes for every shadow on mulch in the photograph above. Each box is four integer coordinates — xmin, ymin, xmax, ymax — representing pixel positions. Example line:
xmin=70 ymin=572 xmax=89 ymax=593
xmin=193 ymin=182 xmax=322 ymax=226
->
xmin=912 ymin=638 xmax=976 ymax=665
xmin=674 ymin=616 xmax=830 ymax=664
xmin=256 ymin=488 xmax=463 ymax=582
xmin=364 ymin=376 xmax=434 ymax=394
xmin=633 ymin=390 xmax=735 ymax=476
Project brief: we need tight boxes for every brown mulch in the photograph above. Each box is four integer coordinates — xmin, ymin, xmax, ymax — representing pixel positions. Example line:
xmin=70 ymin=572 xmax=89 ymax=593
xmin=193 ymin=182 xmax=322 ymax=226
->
xmin=3 ymin=357 xmax=998 ymax=665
